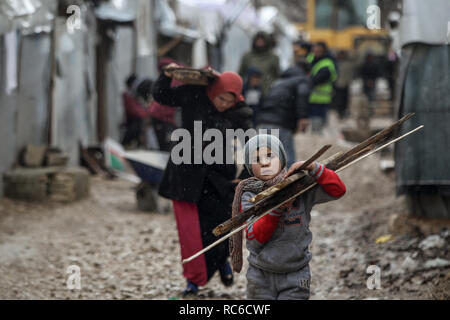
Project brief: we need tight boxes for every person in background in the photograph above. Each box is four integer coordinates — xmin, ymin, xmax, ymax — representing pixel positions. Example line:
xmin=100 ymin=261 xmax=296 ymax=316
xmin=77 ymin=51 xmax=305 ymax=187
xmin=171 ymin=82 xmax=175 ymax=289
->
xmin=255 ymin=64 xmax=310 ymax=168
xmin=121 ymin=76 xmax=153 ymax=148
xmin=385 ymin=42 xmax=399 ymax=101
xmin=361 ymin=51 xmax=379 ymax=104
xmin=333 ymin=50 xmax=354 ymax=119
xmin=242 ymin=66 xmax=263 ymax=127
xmin=238 ymin=31 xmax=280 ymax=97
xmin=307 ymin=41 xmax=338 ymax=133
xmin=293 ymin=40 xmax=312 ymax=73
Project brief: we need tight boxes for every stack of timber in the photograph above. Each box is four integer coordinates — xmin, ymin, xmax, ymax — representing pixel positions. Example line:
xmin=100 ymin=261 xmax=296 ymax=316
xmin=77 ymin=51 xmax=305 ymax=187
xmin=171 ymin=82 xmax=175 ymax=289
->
xmin=48 ymin=167 xmax=90 ymax=202
xmin=3 ymin=144 xmax=90 ymax=203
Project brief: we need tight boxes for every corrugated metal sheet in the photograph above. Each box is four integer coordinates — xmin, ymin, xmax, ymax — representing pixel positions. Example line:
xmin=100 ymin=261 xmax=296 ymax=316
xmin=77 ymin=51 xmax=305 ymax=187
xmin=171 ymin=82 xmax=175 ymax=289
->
xmin=0 ymin=37 xmax=18 ymax=196
xmin=15 ymin=33 xmax=51 ymax=149
xmin=400 ymin=0 xmax=450 ymax=46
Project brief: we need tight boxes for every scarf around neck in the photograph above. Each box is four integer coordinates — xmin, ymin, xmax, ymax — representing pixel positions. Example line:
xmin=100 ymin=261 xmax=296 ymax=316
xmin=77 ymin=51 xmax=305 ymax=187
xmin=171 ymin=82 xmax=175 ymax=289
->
xmin=229 ymin=168 xmax=287 ymax=273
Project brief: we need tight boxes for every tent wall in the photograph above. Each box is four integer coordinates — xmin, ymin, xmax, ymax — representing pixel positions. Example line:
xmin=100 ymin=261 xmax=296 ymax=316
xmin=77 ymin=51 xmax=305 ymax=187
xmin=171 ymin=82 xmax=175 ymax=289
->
xmin=0 ymin=35 xmax=17 ymax=196
xmin=15 ymin=33 xmax=52 ymax=150
xmin=51 ymin=15 xmax=98 ymax=166
xmin=102 ymin=25 xmax=135 ymax=142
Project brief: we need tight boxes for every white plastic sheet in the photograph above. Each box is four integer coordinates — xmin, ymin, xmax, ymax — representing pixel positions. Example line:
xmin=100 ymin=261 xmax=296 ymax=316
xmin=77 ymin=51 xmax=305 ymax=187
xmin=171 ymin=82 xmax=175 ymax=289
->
xmin=400 ymin=0 xmax=450 ymax=46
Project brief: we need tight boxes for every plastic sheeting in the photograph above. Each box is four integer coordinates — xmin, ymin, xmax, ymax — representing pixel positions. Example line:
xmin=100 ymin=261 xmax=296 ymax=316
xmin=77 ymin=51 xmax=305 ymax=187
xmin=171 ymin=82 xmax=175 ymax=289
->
xmin=399 ymin=0 xmax=450 ymax=47
xmin=395 ymin=44 xmax=450 ymax=190
xmin=51 ymin=11 xmax=98 ymax=166
xmin=0 ymin=0 xmax=56 ymax=35
xmin=0 ymin=36 xmax=18 ymax=196
xmin=95 ymin=0 xmax=137 ymax=22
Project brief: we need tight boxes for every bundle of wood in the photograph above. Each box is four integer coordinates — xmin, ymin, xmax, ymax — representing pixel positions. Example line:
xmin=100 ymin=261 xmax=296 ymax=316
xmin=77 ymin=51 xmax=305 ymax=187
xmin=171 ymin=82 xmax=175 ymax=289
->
xmin=4 ymin=168 xmax=50 ymax=201
xmin=212 ymin=113 xmax=419 ymax=237
xmin=163 ymin=67 xmax=219 ymax=85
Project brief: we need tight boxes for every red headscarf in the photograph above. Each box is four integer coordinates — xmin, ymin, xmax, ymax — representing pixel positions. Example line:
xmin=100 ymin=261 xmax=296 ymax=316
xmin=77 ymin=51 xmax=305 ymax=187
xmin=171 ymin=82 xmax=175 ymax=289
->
xmin=207 ymin=72 xmax=244 ymax=104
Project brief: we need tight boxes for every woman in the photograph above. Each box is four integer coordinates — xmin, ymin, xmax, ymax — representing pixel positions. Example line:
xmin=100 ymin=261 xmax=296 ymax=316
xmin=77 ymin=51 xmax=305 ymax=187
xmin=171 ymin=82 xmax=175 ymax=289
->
xmin=153 ymin=64 xmax=253 ymax=296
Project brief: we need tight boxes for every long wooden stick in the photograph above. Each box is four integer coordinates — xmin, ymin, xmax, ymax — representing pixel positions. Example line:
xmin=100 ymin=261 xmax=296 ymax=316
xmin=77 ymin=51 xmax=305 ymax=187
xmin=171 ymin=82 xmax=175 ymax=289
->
xmin=181 ymin=125 xmax=424 ymax=264
xmin=249 ymin=144 xmax=331 ymax=204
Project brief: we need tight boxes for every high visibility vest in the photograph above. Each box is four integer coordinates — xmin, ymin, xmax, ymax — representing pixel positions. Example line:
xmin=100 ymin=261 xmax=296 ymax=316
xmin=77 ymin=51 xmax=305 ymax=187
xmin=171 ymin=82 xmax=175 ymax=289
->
xmin=309 ymin=57 xmax=337 ymax=105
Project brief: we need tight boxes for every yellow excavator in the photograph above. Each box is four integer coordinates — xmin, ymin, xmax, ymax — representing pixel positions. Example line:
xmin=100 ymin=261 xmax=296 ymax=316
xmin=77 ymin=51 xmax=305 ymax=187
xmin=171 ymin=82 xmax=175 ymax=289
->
xmin=296 ymin=0 xmax=390 ymax=60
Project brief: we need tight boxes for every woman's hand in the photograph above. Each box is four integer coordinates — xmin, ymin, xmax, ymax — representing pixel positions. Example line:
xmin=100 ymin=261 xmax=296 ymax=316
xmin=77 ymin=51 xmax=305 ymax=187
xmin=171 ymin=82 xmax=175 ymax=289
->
xmin=164 ymin=63 xmax=181 ymax=77
xmin=283 ymin=161 xmax=316 ymax=179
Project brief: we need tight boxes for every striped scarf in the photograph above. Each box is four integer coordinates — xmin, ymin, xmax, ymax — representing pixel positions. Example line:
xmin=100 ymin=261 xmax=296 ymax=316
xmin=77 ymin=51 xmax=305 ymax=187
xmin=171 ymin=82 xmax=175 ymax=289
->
xmin=229 ymin=168 xmax=287 ymax=273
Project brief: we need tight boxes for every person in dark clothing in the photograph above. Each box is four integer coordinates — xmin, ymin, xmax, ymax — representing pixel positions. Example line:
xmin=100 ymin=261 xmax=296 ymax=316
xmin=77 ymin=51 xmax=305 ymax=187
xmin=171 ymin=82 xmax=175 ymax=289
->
xmin=238 ymin=31 xmax=280 ymax=97
xmin=256 ymin=65 xmax=310 ymax=168
xmin=332 ymin=50 xmax=354 ymax=119
xmin=361 ymin=52 xmax=379 ymax=103
xmin=121 ymin=76 xmax=153 ymax=148
xmin=307 ymin=42 xmax=337 ymax=133
xmin=153 ymin=63 xmax=253 ymax=296
xmin=242 ymin=66 xmax=263 ymax=127
xmin=385 ymin=46 xmax=399 ymax=101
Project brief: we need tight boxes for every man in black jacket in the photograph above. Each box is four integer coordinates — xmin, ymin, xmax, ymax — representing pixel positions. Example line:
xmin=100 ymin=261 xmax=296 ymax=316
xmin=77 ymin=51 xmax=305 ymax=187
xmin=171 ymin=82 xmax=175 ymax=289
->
xmin=256 ymin=65 xmax=310 ymax=168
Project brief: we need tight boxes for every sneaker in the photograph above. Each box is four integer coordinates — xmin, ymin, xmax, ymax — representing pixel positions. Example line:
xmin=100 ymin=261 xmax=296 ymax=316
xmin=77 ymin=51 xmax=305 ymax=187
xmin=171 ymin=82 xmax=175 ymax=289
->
xmin=219 ymin=261 xmax=234 ymax=287
xmin=182 ymin=281 xmax=198 ymax=297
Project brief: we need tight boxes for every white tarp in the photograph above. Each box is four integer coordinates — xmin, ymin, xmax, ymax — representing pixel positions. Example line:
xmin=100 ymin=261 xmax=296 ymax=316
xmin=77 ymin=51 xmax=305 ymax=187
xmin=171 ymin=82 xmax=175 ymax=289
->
xmin=51 ymin=10 xmax=98 ymax=165
xmin=175 ymin=0 xmax=299 ymax=71
xmin=4 ymin=31 xmax=18 ymax=95
xmin=400 ymin=0 xmax=450 ymax=47
xmin=0 ymin=0 xmax=56 ymax=35
xmin=95 ymin=0 xmax=137 ymax=22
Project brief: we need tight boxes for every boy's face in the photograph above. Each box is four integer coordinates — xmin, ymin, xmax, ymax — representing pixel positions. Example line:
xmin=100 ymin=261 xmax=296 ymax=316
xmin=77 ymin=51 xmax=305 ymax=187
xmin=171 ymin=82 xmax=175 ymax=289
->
xmin=251 ymin=147 xmax=282 ymax=181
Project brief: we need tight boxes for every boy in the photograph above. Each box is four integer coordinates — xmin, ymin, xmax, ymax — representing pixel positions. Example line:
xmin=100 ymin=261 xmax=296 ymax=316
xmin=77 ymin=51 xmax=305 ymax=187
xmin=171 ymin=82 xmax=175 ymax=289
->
xmin=230 ymin=134 xmax=346 ymax=300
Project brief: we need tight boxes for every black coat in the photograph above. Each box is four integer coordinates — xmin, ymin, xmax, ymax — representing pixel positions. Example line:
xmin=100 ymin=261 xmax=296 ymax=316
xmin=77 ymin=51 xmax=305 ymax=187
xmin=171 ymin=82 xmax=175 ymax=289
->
xmin=256 ymin=66 xmax=310 ymax=131
xmin=153 ymin=74 xmax=253 ymax=203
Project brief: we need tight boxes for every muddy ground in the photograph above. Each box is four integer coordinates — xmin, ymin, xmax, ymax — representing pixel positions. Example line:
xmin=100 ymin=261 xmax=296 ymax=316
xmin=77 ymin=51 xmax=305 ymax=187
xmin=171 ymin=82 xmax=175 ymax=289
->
xmin=0 ymin=111 xmax=449 ymax=300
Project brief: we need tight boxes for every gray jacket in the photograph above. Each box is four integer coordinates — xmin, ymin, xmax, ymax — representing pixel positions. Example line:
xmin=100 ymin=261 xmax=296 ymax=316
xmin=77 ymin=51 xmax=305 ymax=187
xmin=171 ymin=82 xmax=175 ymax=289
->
xmin=243 ymin=183 xmax=339 ymax=273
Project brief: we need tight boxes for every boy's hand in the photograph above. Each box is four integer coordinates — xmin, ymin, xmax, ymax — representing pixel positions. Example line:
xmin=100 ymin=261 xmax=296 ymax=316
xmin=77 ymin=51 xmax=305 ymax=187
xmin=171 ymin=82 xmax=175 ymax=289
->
xmin=284 ymin=161 xmax=316 ymax=179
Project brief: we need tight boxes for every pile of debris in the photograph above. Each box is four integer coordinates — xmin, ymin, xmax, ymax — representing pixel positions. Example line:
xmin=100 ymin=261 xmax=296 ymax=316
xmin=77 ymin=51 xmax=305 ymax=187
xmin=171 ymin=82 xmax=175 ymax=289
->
xmin=3 ymin=145 xmax=90 ymax=203
xmin=336 ymin=209 xmax=450 ymax=299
